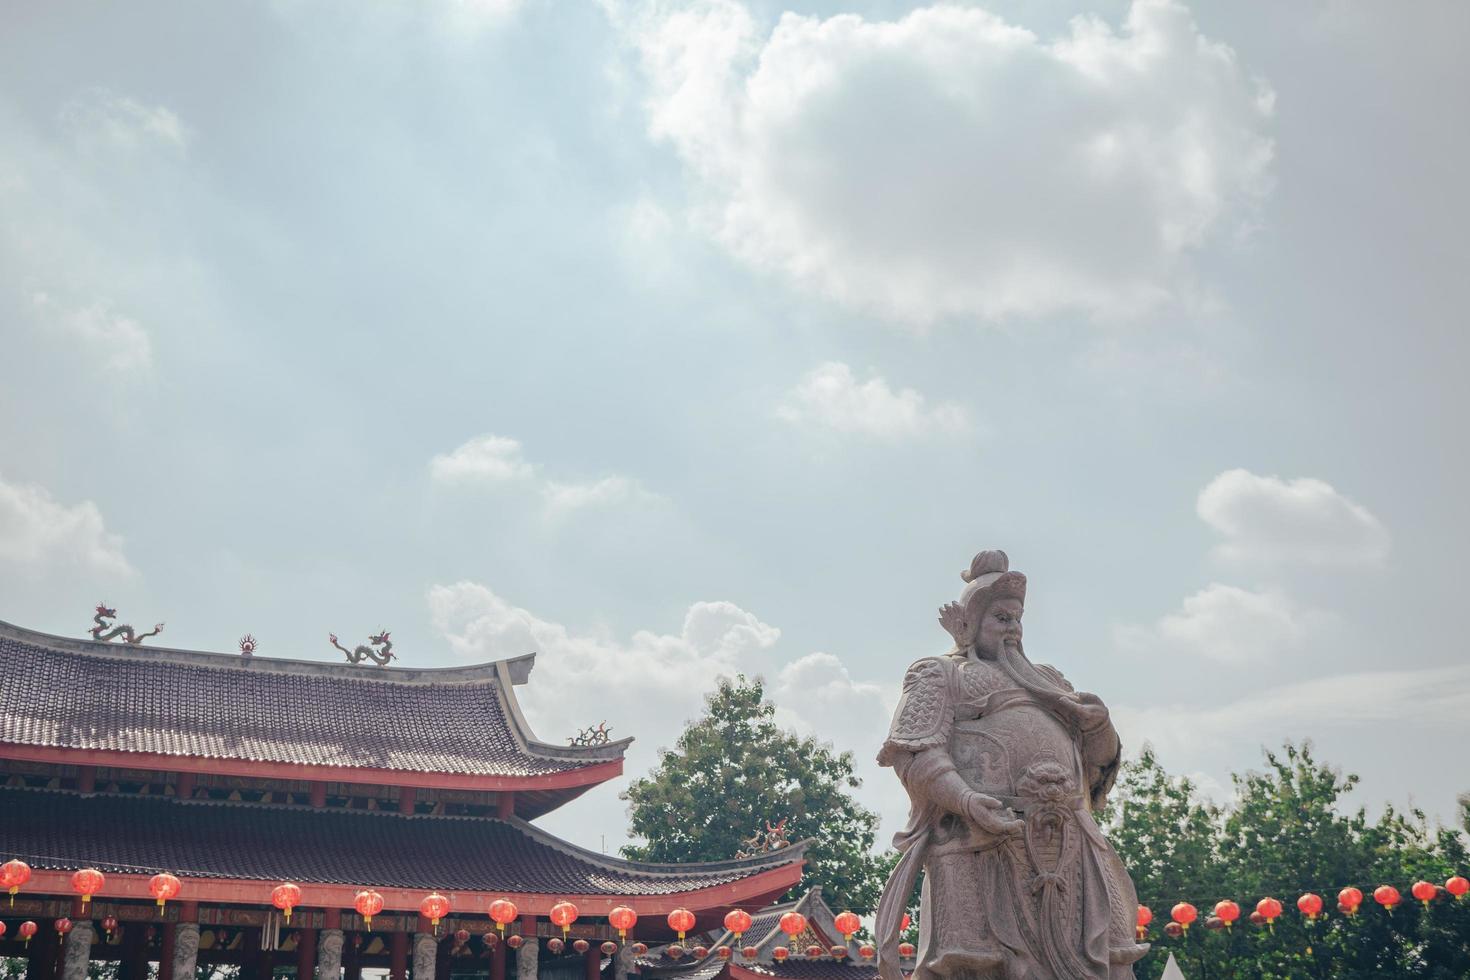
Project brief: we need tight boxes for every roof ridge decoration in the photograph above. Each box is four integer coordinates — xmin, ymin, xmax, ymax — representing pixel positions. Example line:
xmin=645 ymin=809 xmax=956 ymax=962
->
xmin=89 ymin=604 xmax=164 ymax=646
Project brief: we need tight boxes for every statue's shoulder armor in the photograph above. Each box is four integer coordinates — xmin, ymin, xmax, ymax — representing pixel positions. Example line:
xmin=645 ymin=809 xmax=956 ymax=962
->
xmin=878 ymin=656 xmax=956 ymax=765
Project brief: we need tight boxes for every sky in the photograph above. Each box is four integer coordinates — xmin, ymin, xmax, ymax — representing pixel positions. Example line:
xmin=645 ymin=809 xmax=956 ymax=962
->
xmin=2 ymin=0 xmax=1467 ymax=856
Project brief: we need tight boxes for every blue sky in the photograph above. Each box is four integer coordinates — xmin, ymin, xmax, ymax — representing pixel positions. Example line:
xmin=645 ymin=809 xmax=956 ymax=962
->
xmin=2 ymin=0 xmax=1467 ymax=852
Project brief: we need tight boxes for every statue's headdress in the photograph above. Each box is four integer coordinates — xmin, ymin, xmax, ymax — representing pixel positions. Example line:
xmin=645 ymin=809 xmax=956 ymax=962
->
xmin=938 ymin=550 xmax=1026 ymax=647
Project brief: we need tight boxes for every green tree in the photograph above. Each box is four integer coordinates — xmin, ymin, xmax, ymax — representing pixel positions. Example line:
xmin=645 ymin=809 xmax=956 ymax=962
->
xmin=1103 ymin=742 xmax=1470 ymax=980
xmin=621 ymin=675 xmax=888 ymax=912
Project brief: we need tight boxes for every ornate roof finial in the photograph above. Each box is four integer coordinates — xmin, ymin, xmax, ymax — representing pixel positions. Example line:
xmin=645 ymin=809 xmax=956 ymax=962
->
xmin=89 ymin=604 xmax=164 ymax=646
xmin=328 ymin=631 xmax=395 ymax=666
xmin=734 ymin=818 xmax=790 ymax=858
xmin=239 ymin=635 xmax=257 ymax=657
xmin=569 ymin=721 xmax=612 ymax=747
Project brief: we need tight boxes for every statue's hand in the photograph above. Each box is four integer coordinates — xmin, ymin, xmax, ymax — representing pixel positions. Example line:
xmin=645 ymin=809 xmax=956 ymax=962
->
xmin=964 ymin=792 xmax=1023 ymax=839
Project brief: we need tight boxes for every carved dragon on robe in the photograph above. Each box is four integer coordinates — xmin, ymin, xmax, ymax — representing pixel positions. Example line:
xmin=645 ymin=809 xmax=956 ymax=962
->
xmin=89 ymin=604 xmax=164 ymax=645
xmin=329 ymin=630 xmax=396 ymax=665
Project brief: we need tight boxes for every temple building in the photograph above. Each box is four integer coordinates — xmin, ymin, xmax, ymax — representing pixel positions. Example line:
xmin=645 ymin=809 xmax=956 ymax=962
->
xmin=0 ymin=619 xmax=806 ymax=979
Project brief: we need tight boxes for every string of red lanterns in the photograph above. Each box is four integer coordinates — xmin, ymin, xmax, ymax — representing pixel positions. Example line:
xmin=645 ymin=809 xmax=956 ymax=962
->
xmin=1139 ymin=874 xmax=1468 ymax=938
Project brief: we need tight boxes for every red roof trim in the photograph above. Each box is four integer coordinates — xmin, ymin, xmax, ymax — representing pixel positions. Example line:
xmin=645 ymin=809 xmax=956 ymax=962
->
xmin=22 ymin=863 xmax=803 ymax=917
xmin=0 ymin=742 xmax=623 ymax=792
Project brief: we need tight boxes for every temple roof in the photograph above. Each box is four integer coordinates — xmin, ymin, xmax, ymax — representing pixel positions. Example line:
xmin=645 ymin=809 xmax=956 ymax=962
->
xmin=0 ymin=786 xmax=805 ymax=909
xmin=0 ymin=619 xmax=626 ymax=791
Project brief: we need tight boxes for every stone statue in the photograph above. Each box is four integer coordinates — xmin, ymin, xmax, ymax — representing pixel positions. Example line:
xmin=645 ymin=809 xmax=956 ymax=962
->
xmin=875 ymin=551 xmax=1148 ymax=980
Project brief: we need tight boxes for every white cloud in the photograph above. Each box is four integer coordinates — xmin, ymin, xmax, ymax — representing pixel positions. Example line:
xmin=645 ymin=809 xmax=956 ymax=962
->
xmin=59 ymin=89 xmax=189 ymax=154
xmin=628 ymin=0 xmax=1274 ymax=324
xmin=31 ymin=294 xmax=152 ymax=374
xmin=1114 ymin=582 xmax=1332 ymax=665
xmin=776 ymin=362 xmax=971 ymax=439
xmin=0 ymin=473 xmax=133 ymax=576
xmin=429 ymin=434 xmax=536 ymax=485
xmin=541 ymin=475 xmax=661 ymax=515
xmin=1197 ymin=468 xmax=1391 ymax=567
xmin=1114 ymin=665 xmax=1470 ymax=758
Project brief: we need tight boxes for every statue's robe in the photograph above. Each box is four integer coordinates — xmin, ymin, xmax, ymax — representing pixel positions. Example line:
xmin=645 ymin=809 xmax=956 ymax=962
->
xmin=877 ymin=652 xmax=1148 ymax=980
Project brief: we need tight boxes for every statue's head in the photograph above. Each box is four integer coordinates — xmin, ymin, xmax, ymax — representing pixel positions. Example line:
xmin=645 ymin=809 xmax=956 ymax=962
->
xmin=938 ymin=550 xmax=1026 ymax=656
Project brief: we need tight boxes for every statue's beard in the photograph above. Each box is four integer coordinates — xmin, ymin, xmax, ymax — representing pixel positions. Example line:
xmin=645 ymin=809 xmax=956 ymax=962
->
xmin=995 ymin=638 xmax=1074 ymax=703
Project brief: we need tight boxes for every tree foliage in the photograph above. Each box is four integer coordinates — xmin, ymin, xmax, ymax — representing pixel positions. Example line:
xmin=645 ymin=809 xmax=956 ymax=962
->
xmin=1102 ymin=743 xmax=1470 ymax=980
xmin=620 ymin=675 xmax=888 ymax=912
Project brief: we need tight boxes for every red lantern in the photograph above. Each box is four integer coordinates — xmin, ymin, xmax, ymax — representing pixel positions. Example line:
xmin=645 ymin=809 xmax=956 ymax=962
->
xmin=602 ymin=941 xmax=619 ymax=956
xmin=101 ymin=916 xmax=118 ymax=939
xmin=1374 ymin=885 xmax=1400 ymax=912
xmin=150 ymin=873 xmax=182 ymax=914
xmin=1248 ymin=911 xmax=1265 ymax=926
xmin=834 ymin=910 xmax=861 ymax=940
xmin=507 ymin=935 xmax=524 ymax=950
xmin=1256 ymin=897 xmax=1282 ymax=931
xmin=1170 ymin=903 xmax=1197 ymax=932
xmin=483 ymin=932 xmax=499 ymax=950
xmin=55 ymin=917 xmax=73 ymax=935
xmin=1213 ymin=900 xmax=1240 ymax=926
xmin=271 ymin=882 xmax=302 ymax=923
xmin=724 ymin=909 xmax=752 ymax=938
xmin=831 ymin=946 xmax=847 ymax=959
xmin=1338 ymin=887 xmax=1363 ymax=914
xmin=1410 ymin=881 xmax=1436 ymax=907
xmin=779 ymin=911 xmax=807 ymax=942
xmin=355 ymin=889 xmax=385 ymax=929
xmin=631 ymin=942 xmax=648 ymax=956
xmin=550 ymin=900 xmax=578 ymax=937
xmin=1203 ymin=916 xmax=1224 ymax=932
xmin=455 ymin=929 xmax=471 ymax=946
xmin=547 ymin=938 xmax=565 ymax=955
xmin=1296 ymin=893 xmax=1322 ymax=920
xmin=667 ymin=908 xmax=696 ymax=939
xmin=772 ymin=946 xmax=789 ymax=962
xmin=422 ymin=893 xmax=451 ymax=932
xmin=1163 ymin=922 xmax=1183 ymax=938
xmin=19 ymin=921 xmax=38 ymax=947
xmin=667 ymin=944 xmax=685 ymax=960
xmin=1135 ymin=904 xmax=1151 ymax=940
xmin=489 ymin=898 xmax=519 ymax=934
xmin=804 ymin=945 xmax=822 ymax=959
xmin=2 ymin=859 xmax=31 ymax=905
xmin=609 ymin=905 xmax=637 ymax=939
xmin=691 ymin=946 xmax=709 ymax=959
xmin=0 ymin=922 xmax=6 ymax=940
xmin=71 ymin=868 xmax=105 ymax=906
xmin=898 ymin=941 xmax=916 ymax=958
xmin=857 ymin=944 xmax=876 ymax=961
xmin=900 ymin=913 xmax=912 ymax=932
xmin=573 ymin=939 xmax=590 ymax=954
xmin=1448 ymin=876 xmax=1469 ymax=900
xmin=716 ymin=945 xmax=733 ymax=960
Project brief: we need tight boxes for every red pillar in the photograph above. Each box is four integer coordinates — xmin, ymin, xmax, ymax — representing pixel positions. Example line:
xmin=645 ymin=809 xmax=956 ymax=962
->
xmin=584 ymin=939 xmax=601 ymax=980
xmin=496 ymin=792 xmax=515 ymax=819
xmin=311 ymin=781 xmax=328 ymax=807
xmin=297 ymin=925 xmax=318 ymax=980
xmin=390 ymin=929 xmax=409 ymax=980
xmin=77 ymin=765 xmax=97 ymax=793
xmin=399 ymin=787 xmax=416 ymax=815
xmin=436 ymin=933 xmax=452 ymax=980
xmin=176 ymin=771 xmax=196 ymax=800
xmin=160 ymin=922 xmax=176 ymax=980
xmin=491 ymin=933 xmax=507 ymax=980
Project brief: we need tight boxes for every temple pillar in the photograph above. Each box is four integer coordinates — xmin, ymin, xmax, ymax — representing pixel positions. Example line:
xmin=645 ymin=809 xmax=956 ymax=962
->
xmin=399 ymin=786 xmax=417 ymax=815
xmin=298 ymin=926 xmax=318 ymax=979
xmin=60 ymin=918 xmax=93 ymax=980
xmin=412 ymin=930 xmax=437 ymax=978
xmin=391 ymin=930 xmax=409 ymax=980
xmin=516 ymin=936 xmax=538 ymax=980
xmin=496 ymin=792 xmax=515 ymax=819
xmin=160 ymin=921 xmax=176 ymax=978
xmin=28 ymin=921 xmax=58 ymax=979
xmin=173 ymin=922 xmax=201 ymax=980
xmin=176 ymin=771 xmax=196 ymax=800
xmin=583 ymin=939 xmax=601 ymax=980
xmin=76 ymin=765 xmax=97 ymax=794
xmin=614 ymin=942 xmax=637 ymax=980
xmin=435 ymin=933 xmax=451 ymax=980
xmin=491 ymin=933 xmax=507 ymax=980
xmin=311 ymin=781 xmax=328 ymax=807
xmin=319 ymin=927 xmax=344 ymax=980
xmin=343 ymin=928 xmax=362 ymax=980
